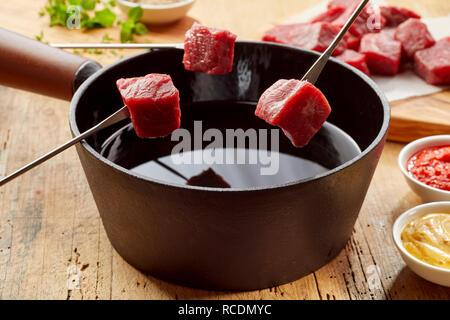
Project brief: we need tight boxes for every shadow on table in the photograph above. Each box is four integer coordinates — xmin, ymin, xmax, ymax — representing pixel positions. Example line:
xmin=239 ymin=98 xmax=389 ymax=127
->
xmin=389 ymin=267 xmax=450 ymax=299
xmin=387 ymin=193 xmax=422 ymax=225
xmin=145 ymin=272 xmax=250 ymax=300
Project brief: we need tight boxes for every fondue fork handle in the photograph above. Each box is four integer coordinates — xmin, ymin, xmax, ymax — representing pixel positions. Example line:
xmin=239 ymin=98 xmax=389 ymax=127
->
xmin=301 ymin=0 xmax=369 ymax=84
xmin=0 ymin=106 xmax=129 ymax=187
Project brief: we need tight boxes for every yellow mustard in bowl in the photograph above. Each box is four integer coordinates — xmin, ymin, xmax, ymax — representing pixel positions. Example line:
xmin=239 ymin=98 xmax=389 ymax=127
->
xmin=401 ymin=213 xmax=450 ymax=269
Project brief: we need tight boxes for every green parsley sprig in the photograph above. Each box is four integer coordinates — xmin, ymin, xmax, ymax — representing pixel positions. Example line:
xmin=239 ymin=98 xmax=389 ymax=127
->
xmin=44 ymin=0 xmax=116 ymax=29
xmin=119 ymin=6 xmax=148 ymax=43
xmin=43 ymin=0 xmax=148 ymax=43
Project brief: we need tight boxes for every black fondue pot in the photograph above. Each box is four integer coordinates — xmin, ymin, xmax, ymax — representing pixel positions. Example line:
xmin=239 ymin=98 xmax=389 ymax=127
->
xmin=0 ymin=28 xmax=389 ymax=290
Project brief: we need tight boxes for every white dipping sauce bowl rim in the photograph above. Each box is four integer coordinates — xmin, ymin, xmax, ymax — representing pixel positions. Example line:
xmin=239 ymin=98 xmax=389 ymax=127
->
xmin=392 ymin=201 xmax=450 ymax=274
xmin=398 ymin=135 xmax=450 ymax=197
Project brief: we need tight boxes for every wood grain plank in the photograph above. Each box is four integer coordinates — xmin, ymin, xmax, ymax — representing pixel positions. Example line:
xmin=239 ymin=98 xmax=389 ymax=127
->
xmin=389 ymin=92 xmax=450 ymax=142
xmin=356 ymin=143 xmax=450 ymax=299
xmin=0 ymin=0 xmax=449 ymax=300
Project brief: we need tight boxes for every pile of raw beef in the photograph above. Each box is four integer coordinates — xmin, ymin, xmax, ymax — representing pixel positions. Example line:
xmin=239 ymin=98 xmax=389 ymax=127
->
xmin=263 ymin=0 xmax=450 ymax=85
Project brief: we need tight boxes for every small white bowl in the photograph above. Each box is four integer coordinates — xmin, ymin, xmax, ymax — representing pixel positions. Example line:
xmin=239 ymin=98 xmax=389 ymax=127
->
xmin=393 ymin=202 xmax=450 ymax=287
xmin=117 ymin=0 xmax=196 ymax=25
xmin=398 ymin=135 xmax=450 ymax=202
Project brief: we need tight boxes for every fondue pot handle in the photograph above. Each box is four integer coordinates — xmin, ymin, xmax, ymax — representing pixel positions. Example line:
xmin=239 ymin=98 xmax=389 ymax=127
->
xmin=0 ymin=28 xmax=102 ymax=101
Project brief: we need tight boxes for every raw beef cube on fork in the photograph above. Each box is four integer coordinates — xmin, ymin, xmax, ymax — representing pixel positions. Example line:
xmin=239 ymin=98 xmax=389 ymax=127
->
xmin=255 ymin=79 xmax=331 ymax=148
xmin=183 ymin=22 xmax=237 ymax=75
xmin=414 ymin=37 xmax=450 ymax=85
xmin=116 ymin=74 xmax=181 ymax=139
xmin=380 ymin=6 xmax=421 ymax=27
xmin=359 ymin=33 xmax=402 ymax=75
xmin=394 ymin=18 xmax=435 ymax=59
xmin=336 ymin=50 xmax=370 ymax=75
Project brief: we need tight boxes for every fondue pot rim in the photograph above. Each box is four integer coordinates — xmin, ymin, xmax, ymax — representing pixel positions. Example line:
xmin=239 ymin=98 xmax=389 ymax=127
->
xmin=69 ymin=41 xmax=390 ymax=193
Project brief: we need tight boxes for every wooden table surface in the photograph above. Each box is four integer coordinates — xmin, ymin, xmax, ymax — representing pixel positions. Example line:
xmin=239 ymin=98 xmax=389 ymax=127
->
xmin=0 ymin=0 xmax=449 ymax=300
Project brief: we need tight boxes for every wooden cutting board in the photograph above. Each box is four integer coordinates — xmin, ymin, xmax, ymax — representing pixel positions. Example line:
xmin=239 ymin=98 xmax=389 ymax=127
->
xmin=389 ymin=90 xmax=450 ymax=142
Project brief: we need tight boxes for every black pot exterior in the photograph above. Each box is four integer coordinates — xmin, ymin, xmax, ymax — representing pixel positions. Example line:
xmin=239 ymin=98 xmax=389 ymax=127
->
xmin=70 ymin=42 xmax=390 ymax=290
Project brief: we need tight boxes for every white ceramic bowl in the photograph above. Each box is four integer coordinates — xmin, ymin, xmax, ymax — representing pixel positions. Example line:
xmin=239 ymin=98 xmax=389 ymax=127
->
xmin=398 ymin=135 xmax=450 ymax=202
xmin=393 ymin=202 xmax=450 ymax=287
xmin=117 ymin=0 xmax=196 ymax=25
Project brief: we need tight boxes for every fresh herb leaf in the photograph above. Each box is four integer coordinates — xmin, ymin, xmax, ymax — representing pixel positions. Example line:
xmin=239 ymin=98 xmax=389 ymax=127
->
xmin=102 ymin=0 xmax=116 ymax=8
xmin=120 ymin=20 xmax=135 ymax=43
xmin=42 ymin=1 xmax=148 ymax=44
xmin=119 ymin=6 xmax=148 ymax=42
xmin=128 ymin=6 xmax=143 ymax=22
xmin=85 ymin=48 xmax=102 ymax=54
xmin=82 ymin=8 xmax=116 ymax=29
xmin=80 ymin=0 xmax=95 ymax=10
xmin=79 ymin=11 xmax=91 ymax=27
xmin=93 ymin=8 xmax=116 ymax=27
xmin=35 ymin=31 xmax=44 ymax=41
xmin=134 ymin=22 xmax=148 ymax=35
xmin=68 ymin=0 xmax=81 ymax=5
xmin=102 ymin=33 xmax=114 ymax=42
xmin=45 ymin=2 xmax=69 ymax=27
xmin=82 ymin=17 xmax=97 ymax=29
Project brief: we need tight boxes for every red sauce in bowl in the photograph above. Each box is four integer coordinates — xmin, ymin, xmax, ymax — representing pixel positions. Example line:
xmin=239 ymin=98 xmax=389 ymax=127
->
xmin=407 ymin=145 xmax=450 ymax=192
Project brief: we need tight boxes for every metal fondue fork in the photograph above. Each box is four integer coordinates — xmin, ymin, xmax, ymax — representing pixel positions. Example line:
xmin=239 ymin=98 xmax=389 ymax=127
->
xmin=301 ymin=0 xmax=370 ymax=84
xmin=0 ymin=106 xmax=129 ymax=186
xmin=0 ymin=0 xmax=369 ymax=187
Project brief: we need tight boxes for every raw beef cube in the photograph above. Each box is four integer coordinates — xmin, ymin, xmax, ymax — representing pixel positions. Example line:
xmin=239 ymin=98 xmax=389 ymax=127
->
xmin=255 ymin=79 xmax=331 ymax=148
xmin=183 ymin=22 xmax=237 ymax=75
xmin=289 ymin=23 xmax=347 ymax=55
xmin=116 ymin=74 xmax=181 ymax=139
xmin=336 ymin=50 xmax=370 ymax=75
xmin=380 ymin=6 xmax=421 ymax=27
xmin=345 ymin=32 xmax=360 ymax=50
xmin=394 ymin=18 xmax=435 ymax=59
xmin=359 ymin=33 xmax=402 ymax=75
xmin=187 ymin=168 xmax=231 ymax=188
xmin=414 ymin=37 xmax=450 ymax=85
xmin=310 ymin=7 xmax=345 ymax=23
xmin=262 ymin=23 xmax=300 ymax=43
xmin=327 ymin=0 xmax=358 ymax=10
xmin=381 ymin=27 xmax=396 ymax=39
xmin=262 ymin=22 xmax=347 ymax=56
xmin=333 ymin=1 xmax=385 ymax=37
